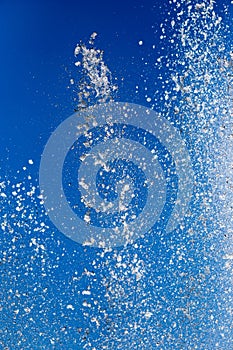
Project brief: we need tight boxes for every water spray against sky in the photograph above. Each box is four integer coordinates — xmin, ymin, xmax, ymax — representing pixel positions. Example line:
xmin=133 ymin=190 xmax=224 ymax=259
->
xmin=0 ymin=0 xmax=233 ymax=349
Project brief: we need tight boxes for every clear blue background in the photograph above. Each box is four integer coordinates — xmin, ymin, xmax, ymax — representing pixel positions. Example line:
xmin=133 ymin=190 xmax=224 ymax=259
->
xmin=0 ymin=0 xmax=168 ymax=174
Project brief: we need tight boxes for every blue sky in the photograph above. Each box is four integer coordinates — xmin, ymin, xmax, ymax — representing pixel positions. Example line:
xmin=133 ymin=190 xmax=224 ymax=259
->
xmin=0 ymin=0 xmax=166 ymax=173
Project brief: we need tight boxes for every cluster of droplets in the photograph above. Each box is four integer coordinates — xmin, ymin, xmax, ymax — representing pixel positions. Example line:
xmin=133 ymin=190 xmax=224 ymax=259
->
xmin=153 ymin=0 xmax=232 ymax=236
xmin=76 ymin=244 xmax=162 ymax=349
xmin=70 ymin=32 xmax=118 ymax=110
xmin=0 ymin=168 xmax=55 ymax=348
xmin=85 ymin=0 xmax=233 ymax=347
xmin=155 ymin=0 xmax=233 ymax=343
xmin=0 ymin=167 xmax=106 ymax=348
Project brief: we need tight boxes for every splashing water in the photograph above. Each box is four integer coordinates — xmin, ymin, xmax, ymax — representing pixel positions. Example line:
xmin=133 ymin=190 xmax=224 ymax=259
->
xmin=1 ymin=1 xmax=233 ymax=349
xmin=71 ymin=32 xmax=118 ymax=110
